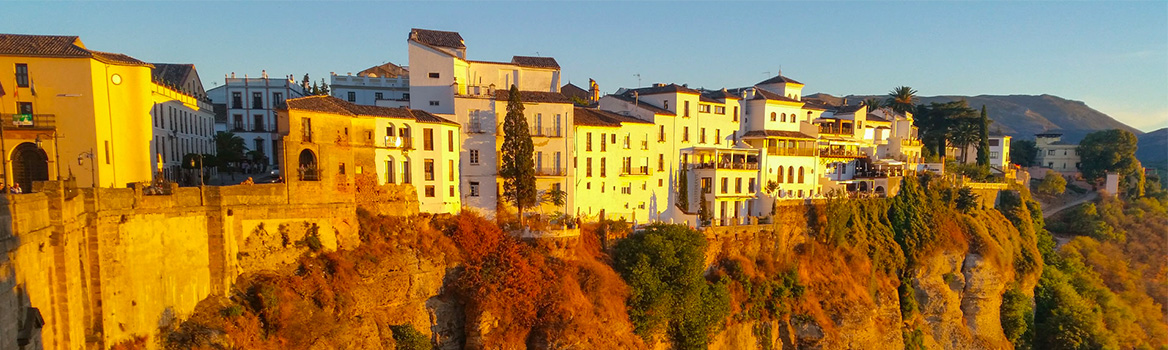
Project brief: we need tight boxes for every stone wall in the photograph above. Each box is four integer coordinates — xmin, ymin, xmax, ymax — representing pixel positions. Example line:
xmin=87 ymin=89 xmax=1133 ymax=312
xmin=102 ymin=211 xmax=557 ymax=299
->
xmin=0 ymin=180 xmax=417 ymax=350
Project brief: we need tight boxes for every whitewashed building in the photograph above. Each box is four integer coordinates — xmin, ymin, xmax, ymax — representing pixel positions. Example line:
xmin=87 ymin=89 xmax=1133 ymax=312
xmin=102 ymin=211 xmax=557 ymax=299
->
xmin=149 ymin=63 xmax=215 ymax=182
xmin=208 ymin=72 xmax=306 ymax=171
xmin=329 ymin=62 xmax=410 ymax=108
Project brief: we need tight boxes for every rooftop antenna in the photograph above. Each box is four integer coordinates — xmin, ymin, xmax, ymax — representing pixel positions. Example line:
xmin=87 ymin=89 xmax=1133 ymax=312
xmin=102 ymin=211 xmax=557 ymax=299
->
xmin=763 ymin=71 xmax=771 ymax=77
xmin=634 ymin=73 xmax=641 ymax=87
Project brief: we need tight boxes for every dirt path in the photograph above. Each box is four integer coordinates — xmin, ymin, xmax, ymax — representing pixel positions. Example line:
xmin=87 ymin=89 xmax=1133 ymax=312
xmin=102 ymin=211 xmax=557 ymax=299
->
xmin=1042 ymin=192 xmax=1099 ymax=219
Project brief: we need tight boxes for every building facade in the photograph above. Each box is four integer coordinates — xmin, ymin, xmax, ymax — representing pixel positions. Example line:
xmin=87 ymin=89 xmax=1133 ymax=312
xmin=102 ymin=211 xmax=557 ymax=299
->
xmin=329 ymin=62 xmax=410 ymax=108
xmin=208 ymin=72 xmax=306 ymax=172
xmin=150 ymin=63 xmax=215 ymax=182
xmin=1035 ymin=133 xmax=1080 ymax=175
xmin=0 ymin=34 xmax=157 ymax=189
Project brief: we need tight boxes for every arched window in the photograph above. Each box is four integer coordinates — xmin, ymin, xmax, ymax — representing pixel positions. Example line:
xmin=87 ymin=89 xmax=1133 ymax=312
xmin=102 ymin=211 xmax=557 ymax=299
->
xmin=781 ymin=113 xmax=787 ymax=122
xmin=798 ymin=167 xmax=805 ymax=183
xmin=298 ymin=149 xmax=318 ymax=181
xmin=787 ymin=166 xmax=794 ymax=183
xmin=770 ymin=112 xmax=777 ymax=122
xmin=777 ymin=167 xmax=784 ymax=183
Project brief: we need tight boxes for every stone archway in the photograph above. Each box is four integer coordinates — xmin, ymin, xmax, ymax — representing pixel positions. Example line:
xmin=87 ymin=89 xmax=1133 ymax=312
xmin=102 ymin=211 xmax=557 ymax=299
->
xmin=298 ymin=149 xmax=318 ymax=181
xmin=11 ymin=142 xmax=48 ymax=192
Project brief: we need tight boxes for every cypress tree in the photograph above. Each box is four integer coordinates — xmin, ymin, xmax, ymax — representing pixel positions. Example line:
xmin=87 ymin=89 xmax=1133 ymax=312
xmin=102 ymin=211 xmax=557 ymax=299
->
xmin=976 ymin=105 xmax=991 ymax=167
xmin=676 ymin=168 xmax=689 ymax=211
xmin=499 ymin=85 xmax=537 ymax=226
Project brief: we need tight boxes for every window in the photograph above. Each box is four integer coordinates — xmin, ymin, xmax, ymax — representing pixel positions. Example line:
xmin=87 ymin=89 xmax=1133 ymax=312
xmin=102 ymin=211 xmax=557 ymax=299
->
xmin=788 ymin=166 xmax=794 ymax=183
xmin=273 ymin=92 xmax=284 ymax=106
xmin=554 ymin=114 xmax=562 ymax=136
xmin=301 ymin=118 xmax=312 ymax=141
xmin=423 ymin=128 xmax=434 ymax=150
xmin=778 ymin=167 xmax=784 ymax=183
xmin=600 ymin=158 xmax=607 ymax=177
xmin=684 ymin=101 xmax=690 ymax=117
xmin=425 ymin=186 xmax=435 ymax=197
xmin=735 ymin=178 xmax=742 ymax=193
xmin=771 ymin=112 xmax=777 ymax=121
xmin=781 ymin=113 xmax=787 ymax=122
xmin=17 ymin=102 xmax=32 ymax=115
xmin=402 ymin=160 xmax=411 ymax=183
xmin=714 ymin=106 xmax=725 ymax=114
xmin=659 ymin=179 xmax=664 ymax=187
xmin=449 ymin=186 xmax=455 ymax=197
xmin=1048 ymin=150 xmax=1055 ymax=156
xmin=375 ymin=92 xmax=384 ymax=100
xmin=720 ymin=177 xmax=728 ymax=193
xmin=338 ymin=163 xmax=346 ymax=175
xmin=733 ymin=106 xmax=739 ymax=121
xmin=700 ymin=128 xmax=707 ymax=143
xmin=14 ymin=63 xmax=29 ymax=87
xmin=715 ymin=130 xmax=721 ymax=144
xmin=386 ymin=161 xmax=395 ymax=183
xmin=447 ymin=130 xmax=454 ymax=151
xmin=536 ymin=151 xmax=544 ymax=170
xmin=702 ymin=177 xmax=712 ymax=193
xmin=555 ymin=152 xmax=562 ymax=173
xmin=231 ymin=92 xmax=242 ymax=109
xmin=403 ymin=93 xmax=410 ymax=99
xmin=469 ymin=182 xmax=480 ymax=197
xmin=428 ymin=72 xmax=440 ymax=78
xmin=798 ymin=167 xmax=805 ymax=183
xmin=611 ymin=133 xmax=616 ymax=144
xmin=424 ymin=159 xmax=435 ymax=181
xmin=991 ymin=151 xmax=1000 ymax=159
xmin=659 ymin=125 xmax=666 ymax=142
xmin=663 ymin=100 xmax=669 ymax=110
xmin=683 ymin=127 xmax=690 ymax=142
xmin=253 ymin=115 xmax=264 ymax=131
xmin=658 ymin=154 xmax=665 ymax=171
xmin=233 ymin=114 xmax=244 ymax=130
xmin=586 ymin=157 xmax=593 ymax=177
xmin=600 ymin=134 xmax=607 ymax=152
xmin=749 ymin=178 xmax=756 ymax=193
xmin=252 ymin=92 xmax=263 ymax=109
xmin=469 ymin=149 xmax=480 ymax=165
xmin=586 ymin=132 xmax=593 ymax=151
xmin=535 ymin=113 xmax=542 ymax=134
xmin=429 ymin=101 xmax=440 ymax=106
xmin=347 ymin=91 xmax=356 ymax=102
xmin=448 ymin=160 xmax=455 ymax=181
xmin=699 ymin=104 xmax=710 ymax=113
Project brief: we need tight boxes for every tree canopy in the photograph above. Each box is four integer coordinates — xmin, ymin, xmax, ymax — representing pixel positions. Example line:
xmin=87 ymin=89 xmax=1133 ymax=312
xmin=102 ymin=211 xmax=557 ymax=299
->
xmin=1077 ymin=129 xmax=1141 ymax=187
xmin=499 ymin=85 xmax=537 ymax=222
xmin=1010 ymin=139 xmax=1038 ymax=167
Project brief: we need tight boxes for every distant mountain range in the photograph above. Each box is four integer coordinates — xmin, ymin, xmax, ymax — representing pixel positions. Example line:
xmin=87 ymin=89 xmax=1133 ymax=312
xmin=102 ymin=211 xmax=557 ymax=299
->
xmin=806 ymin=93 xmax=1142 ymax=144
xmin=1138 ymin=127 xmax=1167 ymax=169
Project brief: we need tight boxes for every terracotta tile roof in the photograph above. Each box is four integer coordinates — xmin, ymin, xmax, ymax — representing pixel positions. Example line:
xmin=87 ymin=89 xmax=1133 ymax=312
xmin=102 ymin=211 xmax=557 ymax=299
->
xmin=604 ymin=94 xmax=676 ymax=116
xmin=701 ymin=89 xmax=741 ymax=101
xmin=409 ymin=28 xmax=465 ymax=49
xmin=511 ymin=56 xmax=559 ymax=69
xmin=560 ymin=83 xmax=589 ymax=101
xmin=151 ymin=63 xmax=193 ymax=86
xmin=757 ymin=74 xmax=804 ymax=86
xmin=358 ymin=61 xmax=408 ymax=78
xmin=739 ymin=87 xmax=801 ymax=103
xmin=624 ymin=83 xmax=701 ymax=96
xmin=285 ymin=95 xmax=458 ymax=126
xmin=0 ymin=34 xmax=152 ymax=67
xmin=493 ymin=90 xmax=572 ymax=104
xmin=0 ymin=34 xmax=89 ymax=57
xmin=574 ymin=108 xmax=653 ymax=127
xmin=740 ymin=130 xmax=817 ymax=139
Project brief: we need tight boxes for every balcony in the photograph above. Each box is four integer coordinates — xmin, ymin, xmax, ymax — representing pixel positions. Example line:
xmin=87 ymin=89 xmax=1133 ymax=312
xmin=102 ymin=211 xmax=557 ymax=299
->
xmin=621 ymin=166 xmax=650 ymax=176
xmin=691 ymin=162 xmax=760 ymax=171
xmin=766 ymin=147 xmax=817 ymax=157
xmin=901 ymin=138 xmax=922 ymax=146
xmin=535 ymin=167 xmax=565 ymax=176
xmin=383 ymin=136 xmax=413 ymax=149
xmin=531 ymin=127 xmax=563 ymax=138
xmin=298 ymin=167 xmax=320 ymax=181
xmin=819 ymin=148 xmax=865 ymax=158
xmin=818 ymin=126 xmax=854 ymax=135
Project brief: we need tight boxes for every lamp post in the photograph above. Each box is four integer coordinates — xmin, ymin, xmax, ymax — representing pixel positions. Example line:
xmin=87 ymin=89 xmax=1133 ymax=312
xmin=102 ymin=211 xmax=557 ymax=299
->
xmin=34 ymin=132 xmax=62 ymax=181
xmin=77 ymin=150 xmax=96 ymax=188
xmin=190 ymin=154 xmax=204 ymax=187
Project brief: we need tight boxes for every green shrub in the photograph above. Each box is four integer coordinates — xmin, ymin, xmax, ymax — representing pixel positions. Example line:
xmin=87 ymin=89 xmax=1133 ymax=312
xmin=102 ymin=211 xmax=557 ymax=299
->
xmin=389 ymin=324 xmax=432 ymax=350
xmin=1001 ymin=285 xmax=1034 ymax=349
xmin=1037 ymin=171 xmax=1067 ymax=195
xmin=613 ymin=223 xmax=729 ymax=347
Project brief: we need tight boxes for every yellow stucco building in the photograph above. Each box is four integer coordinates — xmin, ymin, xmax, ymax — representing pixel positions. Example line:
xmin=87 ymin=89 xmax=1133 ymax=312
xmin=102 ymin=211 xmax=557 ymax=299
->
xmin=0 ymin=34 xmax=155 ymax=190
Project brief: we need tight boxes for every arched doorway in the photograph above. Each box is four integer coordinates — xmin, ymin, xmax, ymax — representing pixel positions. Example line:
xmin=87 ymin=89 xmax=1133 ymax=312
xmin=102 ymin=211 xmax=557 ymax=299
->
xmin=11 ymin=142 xmax=48 ymax=192
xmin=858 ymin=181 xmax=869 ymax=192
xmin=298 ymin=149 xmax=318 ymax=181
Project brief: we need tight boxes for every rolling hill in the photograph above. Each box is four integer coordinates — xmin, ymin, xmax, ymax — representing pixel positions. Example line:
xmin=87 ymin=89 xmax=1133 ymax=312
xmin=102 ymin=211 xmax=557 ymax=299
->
xmin=807 ymin=93 xmax=1141 ymax=143
xmin=1138 ymin=127 xmax=1167 ymax=168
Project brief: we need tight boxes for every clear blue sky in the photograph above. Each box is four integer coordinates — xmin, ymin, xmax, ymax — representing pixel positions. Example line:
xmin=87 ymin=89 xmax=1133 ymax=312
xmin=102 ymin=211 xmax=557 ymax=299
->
xmin=4 ymin=1 xmax=1166 ymax=132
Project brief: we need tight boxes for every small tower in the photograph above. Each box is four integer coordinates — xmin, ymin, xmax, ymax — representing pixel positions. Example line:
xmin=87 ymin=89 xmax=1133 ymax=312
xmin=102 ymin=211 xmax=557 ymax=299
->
xmin=589 ymin=78 xmax=599 ymax=103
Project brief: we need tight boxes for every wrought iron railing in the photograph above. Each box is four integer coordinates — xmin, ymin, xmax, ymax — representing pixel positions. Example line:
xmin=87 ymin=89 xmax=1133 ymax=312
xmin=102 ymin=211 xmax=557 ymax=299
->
xmin=2 ymin=114 xmax=55 ymax=129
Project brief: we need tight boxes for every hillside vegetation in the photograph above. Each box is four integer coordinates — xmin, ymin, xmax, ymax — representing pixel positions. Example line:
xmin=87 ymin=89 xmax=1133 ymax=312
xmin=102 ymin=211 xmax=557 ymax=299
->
xmin=157 ymin=176 xmax=1168 ymax=350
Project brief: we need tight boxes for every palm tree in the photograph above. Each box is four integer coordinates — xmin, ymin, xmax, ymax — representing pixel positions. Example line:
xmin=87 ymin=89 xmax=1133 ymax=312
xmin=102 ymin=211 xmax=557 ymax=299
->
xmin=885 ymin=86 xmax=918 ymax=114
xmin=862 ymin=98 xmax=884 ymax=111
xmin=949 ymin=117 xmax=981 ymax=163
xmin=214 ymin=132 xmax=247 ymax=180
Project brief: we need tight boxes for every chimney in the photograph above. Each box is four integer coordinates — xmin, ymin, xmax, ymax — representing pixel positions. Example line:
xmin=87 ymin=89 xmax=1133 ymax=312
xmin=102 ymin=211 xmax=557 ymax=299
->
xmin=262 ymin=70 xmax=268 ymax=79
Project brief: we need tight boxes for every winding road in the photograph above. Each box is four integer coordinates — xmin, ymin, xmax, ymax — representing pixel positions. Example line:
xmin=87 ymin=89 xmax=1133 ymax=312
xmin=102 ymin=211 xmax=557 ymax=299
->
xmin=1042 ymin=192 xmax=1099 ymax=219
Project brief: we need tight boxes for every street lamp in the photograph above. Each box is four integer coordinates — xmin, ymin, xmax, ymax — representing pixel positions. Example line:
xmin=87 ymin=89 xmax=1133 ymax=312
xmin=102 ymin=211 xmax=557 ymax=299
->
xmin=34 ymin=133 xmax=62 ymax=181
xmin=77 ymin=150 xmax=96 ymax=188
xmin=190 ymin=154 xmax=204 ymax=187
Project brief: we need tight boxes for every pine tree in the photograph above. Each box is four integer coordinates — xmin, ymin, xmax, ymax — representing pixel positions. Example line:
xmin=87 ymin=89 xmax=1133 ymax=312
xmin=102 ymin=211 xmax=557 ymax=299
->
xmin=499 ymin=85 xmax=537 ymax=226
xmin=676 ymin=168 xmax=689 ymax=211
xmin=976 ymin=105 xmax=991 ymax=167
